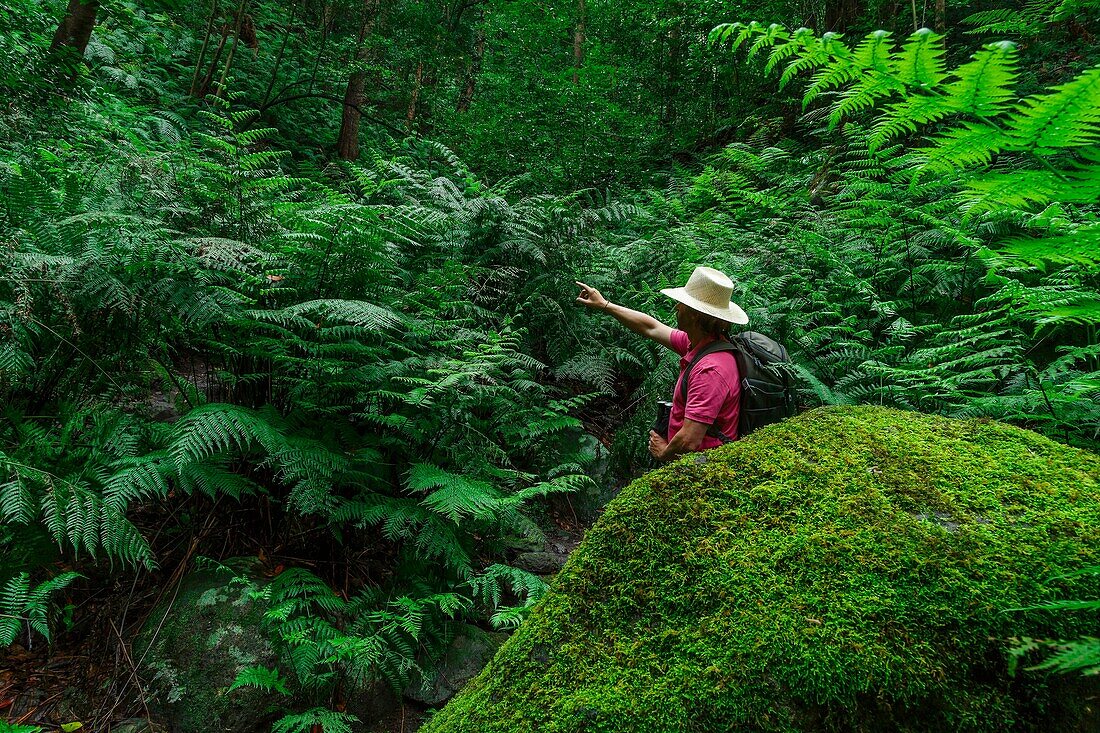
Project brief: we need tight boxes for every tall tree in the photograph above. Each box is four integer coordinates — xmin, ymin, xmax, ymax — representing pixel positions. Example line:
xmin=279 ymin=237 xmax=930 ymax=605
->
xmin=337 ymin=0 xmax=382 ymax=160
xmin=50 ymin=0 xmax=100 ymax=60
xmin=190 ymin=0 xmax=221 ymax=96
xmin=824 ymin=0 xmax=861 ymax=31
xmin=572 ymin=0 xmax=585 ymax=84
xmin=406 ymin=60 xmax=425 ymax=131
xmin=456 ymin=7 xmax=487 ymax=113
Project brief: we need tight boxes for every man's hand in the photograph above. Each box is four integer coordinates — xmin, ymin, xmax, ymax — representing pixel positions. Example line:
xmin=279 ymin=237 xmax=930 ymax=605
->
xmin=649 ymin=430 xmax=670 ymax=461
xmin=575 ymin=281 xmax=609 ymax=310
xmin=650 ymin=420 xmax=708 ymax=461
xmin=575 ymin=279 xmax=674 ymax=350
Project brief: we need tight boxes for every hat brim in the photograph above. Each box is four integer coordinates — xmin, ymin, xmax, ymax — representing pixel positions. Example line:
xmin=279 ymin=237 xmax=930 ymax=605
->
xmin=661 ymin=287 xmax=749 ymax=325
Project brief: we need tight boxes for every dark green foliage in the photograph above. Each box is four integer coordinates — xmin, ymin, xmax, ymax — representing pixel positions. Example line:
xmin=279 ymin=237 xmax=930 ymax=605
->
xmin=2 ymin=0 xmax=1100 ymax=723
xmin=0 ymin=571 xmax=79 ymax=646
xmin=0 ymin=20 xmax=601 ymax=683
xmin=425 ymin=407 xmax=1100 ymax=732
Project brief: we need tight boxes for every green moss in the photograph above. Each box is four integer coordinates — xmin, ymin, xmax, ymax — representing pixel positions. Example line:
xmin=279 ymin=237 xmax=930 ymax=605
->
xmin=424 ymin=407 xmax=1100 ymax=733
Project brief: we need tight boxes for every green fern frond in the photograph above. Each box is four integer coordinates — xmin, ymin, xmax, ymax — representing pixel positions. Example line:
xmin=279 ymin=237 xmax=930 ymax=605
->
xmin=920 ymin=122 xmax=1010 ymax=174
xmin=1004 ymin=67 xmax=1100 ymax=153
xmin=0 ymin=571 xmax=79 ymax=645
xmin=229 ymin=665 xmax=291 ymax=695
xmin=406 ymin=463 xmax=501 ymax=522
xmin=943 ymin=41 xmax=1019 ymax=117
xmin=1028 ymin=637 xmax=1100 ymax=675
xmin=170 ymin=404 xmax=286 ymax=468
xmin=892 ymin=28 xmax=947 ymax=88
xmin=272 ymin=708 xmax=359 ymax=733
xmin=999 ymin=226 xmax=1100 ymax=268
xmin=0 ymin=722 xmax=44 ymax=733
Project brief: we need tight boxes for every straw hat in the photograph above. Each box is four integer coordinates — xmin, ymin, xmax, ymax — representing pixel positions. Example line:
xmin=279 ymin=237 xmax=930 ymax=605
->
xmin=660 ymin=266 xmax=749 ymax=325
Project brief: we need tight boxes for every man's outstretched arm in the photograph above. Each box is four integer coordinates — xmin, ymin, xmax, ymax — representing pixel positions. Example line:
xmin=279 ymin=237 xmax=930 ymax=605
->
xmin=575 ymin=281 xmax=674 ymax=350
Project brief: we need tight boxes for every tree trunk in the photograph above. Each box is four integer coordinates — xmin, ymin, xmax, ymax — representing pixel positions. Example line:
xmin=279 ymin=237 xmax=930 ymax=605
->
xmin=572 ymin=0 xmax=585 ymax=85
xmin=823 ymin=0 xmax=860 ymax=31
xmin=50 ymin=0 xmax=100 ymax=58
xmin=405 ymin=61 xmax=424 ymax=131
xmin=190 ymin=0 xmax=220 ymax=96
xmin=456 ymin=9 xmax=487 ymax=113
xmin=934 ymin=0 xmax=945 ymax=32
xmin=214 ymin=0 xmax=250 ymax=97
xmin=337 ymin=0 xmax=381 ymax=160
xmin=196 ymin=23 xmax=230 ymax=97
xmin=308 ymin=3 xmax=333 ymax=94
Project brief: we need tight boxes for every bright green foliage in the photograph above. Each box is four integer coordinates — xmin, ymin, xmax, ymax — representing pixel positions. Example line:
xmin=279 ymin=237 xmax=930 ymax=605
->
xmin=0 ymin=723 xmax=44 ymax=733
xmin=0 ymin=40 xmax=601 ymax=675
xmin=229 ymin=665 xmax=292 ymax=695
xmin=710 ymin=26 xmax=1100 ymax=244
xmin=206 ymin=559 xmax=544 ymax=725
xmin=425 ymin=407 xmax=1100 ymax=732
xmin=2 ymin=0 xmax=1100 ymax=718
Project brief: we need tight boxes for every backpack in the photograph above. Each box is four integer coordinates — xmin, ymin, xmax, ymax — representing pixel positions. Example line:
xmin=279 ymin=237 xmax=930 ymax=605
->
xmin=678 ymin=332 xmax=797 ymax=443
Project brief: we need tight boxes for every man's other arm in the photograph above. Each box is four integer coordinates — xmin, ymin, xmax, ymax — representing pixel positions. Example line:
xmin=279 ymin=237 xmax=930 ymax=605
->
xmin=649 ymin=419 xmax=709 ymax=460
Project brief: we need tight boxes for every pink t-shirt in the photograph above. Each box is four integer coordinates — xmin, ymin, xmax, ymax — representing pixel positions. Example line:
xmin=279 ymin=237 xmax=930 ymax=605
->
xmin=668 ymin=329 xmax=741 ymax=449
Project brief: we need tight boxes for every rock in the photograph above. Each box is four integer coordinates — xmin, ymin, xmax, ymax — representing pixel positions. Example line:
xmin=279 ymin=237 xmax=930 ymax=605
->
xmin=134 ymin=560 xmax=280 ymax=733
xmin=512 ymin=551 xmax=566 ymax=575
xmin=546 ymin=429 xmax=612 ymax=523
xmin=405 ymin=626 xmax=508 ymax=707
xmin=423 ymin=407 xmax=1100 ymax=733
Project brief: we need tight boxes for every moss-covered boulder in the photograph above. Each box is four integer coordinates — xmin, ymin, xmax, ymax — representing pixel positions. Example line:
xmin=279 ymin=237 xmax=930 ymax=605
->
xmin=135 ymin=561 xmax=280 ymax=733
xmin=424 ymin=407 xmax=1100 ymax=733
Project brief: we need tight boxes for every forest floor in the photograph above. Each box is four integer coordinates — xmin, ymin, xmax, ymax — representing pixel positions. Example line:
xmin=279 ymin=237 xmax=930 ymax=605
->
xmin=0 ymin=494 xmax=595 ymax=733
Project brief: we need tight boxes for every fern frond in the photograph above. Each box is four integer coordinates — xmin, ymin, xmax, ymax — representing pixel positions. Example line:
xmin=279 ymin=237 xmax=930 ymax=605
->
xmin=170 ymin=404 xmax=286 ymax=468
xmin=229 ymin=665 xmax=291 ymax=695
xmin=892 ymin=28 xmax=947 ymax=88
xmin=1004 ymin=67 xmax=1100 ymax=153
xmin=272 ymin=708 xmax=359 ymax=733
xmin=943 ymin=41 xmax=1019 ymax=117
xmin=999 ymin=226 xmax=1100 ymax=268
xmin=406 ymin=463 xmax=501 ymax=522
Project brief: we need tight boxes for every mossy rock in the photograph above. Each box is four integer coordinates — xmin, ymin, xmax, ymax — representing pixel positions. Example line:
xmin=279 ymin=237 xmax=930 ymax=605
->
xmin=135 ymin=560 xmax=279 ymax=733
xmin=424 ymin=407 xmax=1100 ymax=733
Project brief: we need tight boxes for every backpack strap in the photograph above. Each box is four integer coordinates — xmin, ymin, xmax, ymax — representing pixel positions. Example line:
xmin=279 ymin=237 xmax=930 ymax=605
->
xmin=677 ymin=339 xmax=739 ymax=444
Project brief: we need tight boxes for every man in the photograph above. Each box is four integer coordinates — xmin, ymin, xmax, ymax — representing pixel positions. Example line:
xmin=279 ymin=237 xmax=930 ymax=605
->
xmin=575 ymin=266 xmax=748 ymax=461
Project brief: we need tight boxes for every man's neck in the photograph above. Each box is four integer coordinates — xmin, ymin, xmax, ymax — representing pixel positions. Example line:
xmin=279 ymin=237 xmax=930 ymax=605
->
xmin=685 ymin=327 xmax=713 ymax=350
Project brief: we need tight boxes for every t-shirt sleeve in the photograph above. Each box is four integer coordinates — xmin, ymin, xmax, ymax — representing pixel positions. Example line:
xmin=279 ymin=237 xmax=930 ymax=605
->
xmin=669 ymin=329 xmax=691 ymax=356
xmin=682 ymin=364 xmax=731 ymax=425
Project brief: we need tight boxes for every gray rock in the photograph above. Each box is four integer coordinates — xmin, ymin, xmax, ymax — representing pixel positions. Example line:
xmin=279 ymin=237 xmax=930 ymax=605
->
xmin=404 ymin=626 xmax=507 ymax=707
xmin=134 ymin=560 xmax=280 ymax=733
xmin=512 ymin=551 xmax=566 ymax=575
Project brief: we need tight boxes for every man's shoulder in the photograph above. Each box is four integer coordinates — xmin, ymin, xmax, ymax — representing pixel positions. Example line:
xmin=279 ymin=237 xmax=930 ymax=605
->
xmin=694 ymin=350 xmax=741 ymax=384
xmin=670 ymin=329 xmax=691 ymax=356
xmin=697 ymin=347 xmax=739 ymax=369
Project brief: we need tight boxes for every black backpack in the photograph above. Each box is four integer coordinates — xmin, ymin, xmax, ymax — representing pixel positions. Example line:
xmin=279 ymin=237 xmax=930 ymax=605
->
xmin=678 ymin=332 xmax=797 ymax=442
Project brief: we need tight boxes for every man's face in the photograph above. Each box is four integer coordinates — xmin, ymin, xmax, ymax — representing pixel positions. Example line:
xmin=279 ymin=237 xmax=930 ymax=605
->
xmin=675 ymin=302 xmax=693 ymax=331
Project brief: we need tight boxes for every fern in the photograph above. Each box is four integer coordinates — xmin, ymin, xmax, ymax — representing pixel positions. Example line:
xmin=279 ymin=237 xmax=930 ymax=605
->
xmin=229 ymin=665 xmax=292 ymax=695
xmin=0 ymin=571 xmax=79 ymax=646
xmin=272 ymin=708 xmax=359 ymax=733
